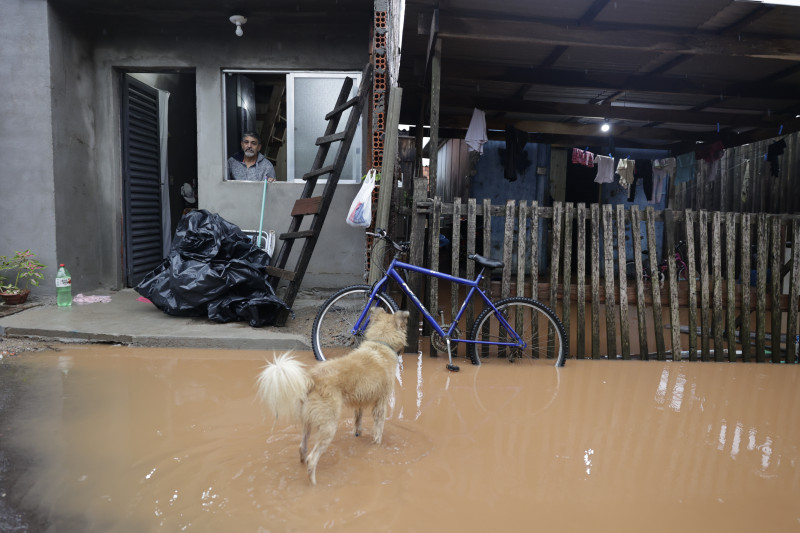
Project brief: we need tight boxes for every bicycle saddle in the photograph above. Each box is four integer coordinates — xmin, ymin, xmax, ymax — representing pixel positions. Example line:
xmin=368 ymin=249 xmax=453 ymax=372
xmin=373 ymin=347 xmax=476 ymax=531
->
xmin=468 ymin=254 xmax=504 ymax=270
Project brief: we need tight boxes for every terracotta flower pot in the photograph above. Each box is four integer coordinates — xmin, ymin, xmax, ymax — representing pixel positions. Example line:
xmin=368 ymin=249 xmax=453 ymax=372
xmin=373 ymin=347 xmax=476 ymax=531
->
xmin=0 ymin=289 xmax=30 ymax=305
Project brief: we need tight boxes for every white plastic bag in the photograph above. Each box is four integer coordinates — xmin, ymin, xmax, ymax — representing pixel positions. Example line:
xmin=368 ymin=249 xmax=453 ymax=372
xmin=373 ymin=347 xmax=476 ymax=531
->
xmin=346 ymin=169 xmax=377 ymax=227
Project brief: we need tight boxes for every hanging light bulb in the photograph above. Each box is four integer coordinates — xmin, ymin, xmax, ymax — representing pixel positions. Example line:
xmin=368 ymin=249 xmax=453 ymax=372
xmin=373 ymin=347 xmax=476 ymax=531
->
xmin=601 ymin=120 xmax=610 ymax=133
xmin=229 ymin=15 xmax=247 ymax=37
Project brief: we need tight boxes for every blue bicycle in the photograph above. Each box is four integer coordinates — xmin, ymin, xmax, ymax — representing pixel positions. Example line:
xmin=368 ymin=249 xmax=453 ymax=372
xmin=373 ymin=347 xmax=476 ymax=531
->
xmin=311 ymin=229 xmax=568 ymax=370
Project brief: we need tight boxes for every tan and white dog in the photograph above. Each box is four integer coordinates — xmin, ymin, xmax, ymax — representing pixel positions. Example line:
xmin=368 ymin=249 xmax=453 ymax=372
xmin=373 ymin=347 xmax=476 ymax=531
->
xmin=256 ymin=307 xmax=409 ymax=485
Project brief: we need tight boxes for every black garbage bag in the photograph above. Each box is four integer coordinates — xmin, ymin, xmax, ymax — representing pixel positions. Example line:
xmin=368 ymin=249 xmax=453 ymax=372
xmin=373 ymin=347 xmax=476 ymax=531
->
xmin=135 ymin=210 xmax=291 ymax=327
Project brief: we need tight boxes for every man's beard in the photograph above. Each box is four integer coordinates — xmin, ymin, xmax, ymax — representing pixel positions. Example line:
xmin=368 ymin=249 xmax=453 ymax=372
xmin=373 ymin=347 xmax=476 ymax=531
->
xmin=244 ymin=149 xmax=256 ymax=157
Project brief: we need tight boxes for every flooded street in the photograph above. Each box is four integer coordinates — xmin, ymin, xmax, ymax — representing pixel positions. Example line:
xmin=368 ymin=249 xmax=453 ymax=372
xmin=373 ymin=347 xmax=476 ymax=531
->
xmin=2 ymin=345 xmax=800 ymax=532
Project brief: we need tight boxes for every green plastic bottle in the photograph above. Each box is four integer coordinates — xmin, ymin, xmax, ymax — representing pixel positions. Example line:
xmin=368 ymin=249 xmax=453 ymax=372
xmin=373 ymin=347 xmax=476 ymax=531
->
xmin=56 ymin=264 xmax=72 ymax=307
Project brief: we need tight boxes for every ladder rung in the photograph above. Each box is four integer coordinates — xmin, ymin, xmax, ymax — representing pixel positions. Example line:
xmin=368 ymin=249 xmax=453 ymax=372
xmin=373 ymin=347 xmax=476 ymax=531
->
xmin=302 ymin=165 xmax=336 ymax=180
xmin=325 ymin=96 xmax=358 ymax=120
xmin=279 ymin=230 xmax=316 ymax=240
xmin=316 ymin=132 xmax=347 ymax=145
xmin=291 ymin=197 xmax=323 ymax=216
xmin=265 ymin=266 xmax=296 ymax=281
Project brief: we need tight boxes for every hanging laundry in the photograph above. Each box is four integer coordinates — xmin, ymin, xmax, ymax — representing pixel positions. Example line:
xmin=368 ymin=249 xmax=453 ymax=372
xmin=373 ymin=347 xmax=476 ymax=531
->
xmin=593 ymin=154 xmax=614 ymax=183
xmin=630 ymin=159 xmax=653 ymax=202
xmin=767 ymin=139 xmax=786 ymax=177
xmin=572 ymin=147 xmax=595 ymax=167
xmin=695 ymin=140 xmax=725 ymax=163
xmin=616 ymin=158 xmax=634 ymax=193
xmin=740 ymin=159 xmax=751 ymax=206
xmin=674 ymin=152 xmax=696 ymax=185
xmin=651 ymin=157 xmax=675 ymax=204
xmin=465 ymin=108 xmax=488 ymax=154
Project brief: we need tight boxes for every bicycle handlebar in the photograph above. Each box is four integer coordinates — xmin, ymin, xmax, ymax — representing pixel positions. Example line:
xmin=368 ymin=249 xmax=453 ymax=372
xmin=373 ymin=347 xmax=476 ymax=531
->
xmin=366 ymin=228 xmax=410 ymax=253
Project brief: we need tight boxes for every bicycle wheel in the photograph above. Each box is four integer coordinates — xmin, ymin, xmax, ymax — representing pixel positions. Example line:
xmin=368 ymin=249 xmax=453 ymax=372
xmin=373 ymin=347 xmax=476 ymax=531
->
xmin=468 ymin=297 xmax=568 ymax=367
xmin=311 ymin=285 xmax=399 ymax=361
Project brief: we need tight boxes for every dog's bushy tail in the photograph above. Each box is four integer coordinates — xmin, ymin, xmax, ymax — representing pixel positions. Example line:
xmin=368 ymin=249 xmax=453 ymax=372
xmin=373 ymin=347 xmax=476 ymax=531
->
xmin=256 ymin=352 xmax=312 ymax=423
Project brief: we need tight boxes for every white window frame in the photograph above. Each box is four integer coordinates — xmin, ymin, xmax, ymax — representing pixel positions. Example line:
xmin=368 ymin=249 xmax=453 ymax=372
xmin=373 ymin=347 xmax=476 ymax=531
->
xmin=222 ymin=69 xmax=362 ymax=183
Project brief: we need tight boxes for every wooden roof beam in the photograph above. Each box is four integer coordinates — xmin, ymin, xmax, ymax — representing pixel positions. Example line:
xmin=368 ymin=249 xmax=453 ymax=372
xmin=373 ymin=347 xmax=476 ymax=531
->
xmin=438 ymin=15 xmax=800 ymax=61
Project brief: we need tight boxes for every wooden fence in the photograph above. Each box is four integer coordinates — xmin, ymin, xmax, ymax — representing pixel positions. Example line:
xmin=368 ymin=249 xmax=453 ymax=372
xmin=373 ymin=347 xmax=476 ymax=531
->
xmin=405 ymin=186 xmax=800 ymax=363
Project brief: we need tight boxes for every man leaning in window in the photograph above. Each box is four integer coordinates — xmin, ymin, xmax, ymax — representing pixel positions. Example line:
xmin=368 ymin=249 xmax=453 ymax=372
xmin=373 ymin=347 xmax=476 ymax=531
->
xmin=227 ymin=131 xmax=276 ymax=182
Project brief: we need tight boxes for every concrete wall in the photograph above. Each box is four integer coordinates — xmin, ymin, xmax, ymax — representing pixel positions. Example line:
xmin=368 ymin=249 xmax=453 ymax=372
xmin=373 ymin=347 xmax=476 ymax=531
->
xmin=3 ymin=7 xmax=372 ymax=298
xmin=49 ymin=5 xmax=100 ymax=294
xmin=0 ymin=0 xmax=59 ymax=295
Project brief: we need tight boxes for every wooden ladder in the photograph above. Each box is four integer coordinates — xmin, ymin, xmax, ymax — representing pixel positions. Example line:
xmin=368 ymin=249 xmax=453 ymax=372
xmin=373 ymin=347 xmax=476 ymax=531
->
xmin=266 ymin=63 xmax=373 ymax=324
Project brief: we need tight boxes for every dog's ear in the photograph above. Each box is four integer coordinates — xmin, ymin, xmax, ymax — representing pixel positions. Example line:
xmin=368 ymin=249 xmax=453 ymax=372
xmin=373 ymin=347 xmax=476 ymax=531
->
xmin=370 ymin=306 xmax=386 ymax=318
xmin=394 ymin=310 xmax=410 ymax=329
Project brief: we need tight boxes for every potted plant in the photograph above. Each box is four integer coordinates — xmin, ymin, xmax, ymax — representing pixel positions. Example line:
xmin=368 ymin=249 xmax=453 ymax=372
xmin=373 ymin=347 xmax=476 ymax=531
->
xmin=0 ymin=249 xmax=47 ymax=305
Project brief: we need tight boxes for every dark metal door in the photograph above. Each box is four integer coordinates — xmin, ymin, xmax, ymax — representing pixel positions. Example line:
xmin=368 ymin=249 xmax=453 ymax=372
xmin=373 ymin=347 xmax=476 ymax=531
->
xmin=121 ymin=75 xmax=163 ymax=287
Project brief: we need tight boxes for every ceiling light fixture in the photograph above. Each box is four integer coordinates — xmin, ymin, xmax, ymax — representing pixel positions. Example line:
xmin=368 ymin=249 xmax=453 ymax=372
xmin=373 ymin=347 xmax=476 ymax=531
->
xmin=229 ymin=15 xmax=247 ymax=37
xmin=601 ymin=121 xmax=610 ymax=133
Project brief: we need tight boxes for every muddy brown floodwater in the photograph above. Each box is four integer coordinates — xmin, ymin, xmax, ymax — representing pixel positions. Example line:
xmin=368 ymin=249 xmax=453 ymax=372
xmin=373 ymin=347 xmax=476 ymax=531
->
xmin=2 ymin=345 xmax=800 ymax=532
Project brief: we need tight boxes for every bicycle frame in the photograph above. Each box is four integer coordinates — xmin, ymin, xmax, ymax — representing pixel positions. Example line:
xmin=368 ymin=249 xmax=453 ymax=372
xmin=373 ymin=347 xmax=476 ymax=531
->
xmin=351 ymin=257 xmax=526 ymax=350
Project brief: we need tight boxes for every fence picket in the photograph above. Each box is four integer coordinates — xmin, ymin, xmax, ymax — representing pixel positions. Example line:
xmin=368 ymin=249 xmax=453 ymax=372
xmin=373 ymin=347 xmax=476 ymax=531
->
xmin=756 ymin=213 xmax=768 ymax=362
xmin=699 ymin=210 xmax=711 ymax=360
xmin=616 ymin=204 xmax=631 ymax=359
xmin=685 ymin=210 xmax=698 ymax=361
xmin=789 ymin=218 xmax=800 ymax=363
xmin=451 ymin=198 xmax=461 ymax=357
xmin=563 ymin=203 xmax=574 ymax=352
xmin=602 ymin=204 xmax=617 ymax=357
xmin=502 ymin=200 xmax=515 ymax=299
xmin=646 ymin=207 xmax=666 ymax=359
xmin=517 ymin=200 xmax=528 ymax=298
xmin=466 ymin=198 xmax=477 ymax=333
xmin=712 ymin=212 xmax=724 ymax=361
xmin=665 ymin=208 xmax=681 ymax=359
xmin=630 ymin=206 xmax=649 ymax=358
xmin=576 ymin=203 xmax=586 ymax=358
xmin=591 ymin=203 xmax=601 ymax=358
xmin=770 ymin=217 xmax=783 ymax=363
xmin=726 ymin=212 xmax=737 ymax=362
xmin=740 ymin=213 xmax=751 ymax=362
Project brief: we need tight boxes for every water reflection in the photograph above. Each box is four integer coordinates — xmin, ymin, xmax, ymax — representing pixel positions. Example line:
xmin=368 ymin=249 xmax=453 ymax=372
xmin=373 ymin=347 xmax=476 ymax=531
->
xmin=2 ymin=347 xmax=800 ymax=532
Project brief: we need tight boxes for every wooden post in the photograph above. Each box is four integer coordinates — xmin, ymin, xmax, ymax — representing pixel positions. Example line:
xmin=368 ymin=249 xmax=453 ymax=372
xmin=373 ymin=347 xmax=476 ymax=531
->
xmin=428 ymin=38 xmax=441 ymax=197
xmin=427 ymin=197 xmax=441 ymax=354
xmin=406 ymin=178 xmax=428 ymax=352
xmin=369 ymin=87 xmax=402 ymax=284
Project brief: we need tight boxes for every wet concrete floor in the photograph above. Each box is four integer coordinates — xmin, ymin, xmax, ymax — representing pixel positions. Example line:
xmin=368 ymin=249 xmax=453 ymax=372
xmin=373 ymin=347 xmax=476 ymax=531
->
xmin=1 ymin=345 xmax=799 ymax=532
